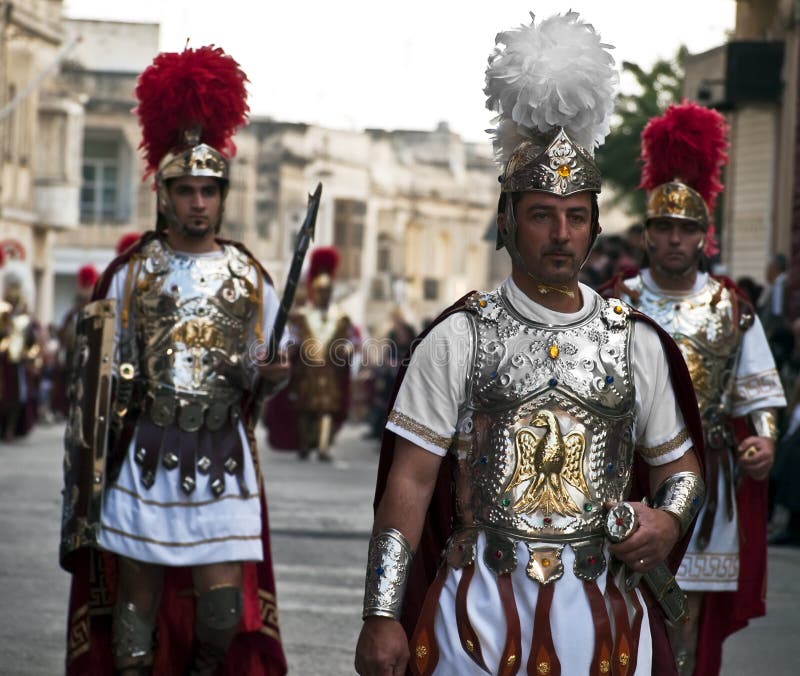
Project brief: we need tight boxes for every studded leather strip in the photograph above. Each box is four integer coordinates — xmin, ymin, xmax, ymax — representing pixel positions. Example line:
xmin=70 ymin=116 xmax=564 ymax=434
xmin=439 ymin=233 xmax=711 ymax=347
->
xmin=625 ymin=584 xmax=644 ymax=675
xmin=179 ymin=430 xmax=198 ymax=495
xmin=526 ymin=582 xmax=560 ymax=676
xmin=696 ymin=446 xmax=722 ymax=550
xmin=497 ymin=574 xmax=522 ymax=676
xmin=455 ymin=563 xmax=490 ymax=673
xmin=200 ymin=430 xmax=225 ymax=497
xmin=583 ymin=580 xmax=613 ymax=676
xmin=606 ymin=575 xmax=633 ymax=676
xmin=409 ymin=564 xmax=448 ymax=676
xmin=133 ymin=419 xmax=161 ymax=489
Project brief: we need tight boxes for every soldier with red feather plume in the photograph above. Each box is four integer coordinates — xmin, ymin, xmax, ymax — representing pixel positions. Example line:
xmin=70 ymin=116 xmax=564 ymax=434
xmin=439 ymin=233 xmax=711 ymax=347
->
xmin=60 ymin=46 xmax=288 ymax=675
xmin=604 ymin=101 xmax=786 ymax=676
xmin=263 ymin=246 xmax=359 ymax=460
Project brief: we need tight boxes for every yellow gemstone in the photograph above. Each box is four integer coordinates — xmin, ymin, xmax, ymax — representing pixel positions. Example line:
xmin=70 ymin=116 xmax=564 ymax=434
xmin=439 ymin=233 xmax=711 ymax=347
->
xmin=542 ymin=558 xmax=550 ymax=567
xmin=466 ymin=639 xmax=475 ymax=652
xmin=620 ymin=653 xmax=630 ymax=666
xmin=557 ymin=164 xmax=571 ymax=178
xmin=548 ymin=344 xmax=559 ymax=359
xmin=538 ymin=663 xmax=551 ymax=675
xmin=479 ymin=300 xmax=488 ymax=307
xmin=507 ymin=654 xmax=517 ymax=666
xmin=600 ymin=659 xmax=610 ymax=673
xmin=416 ymin=645 xmax=428 ymax=659
xmin=614 ymin=305 xmax=623 ymax=314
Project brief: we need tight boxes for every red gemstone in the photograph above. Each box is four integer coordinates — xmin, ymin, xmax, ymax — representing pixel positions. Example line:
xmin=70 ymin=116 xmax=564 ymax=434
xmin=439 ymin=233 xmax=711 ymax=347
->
xmin=543 ymin=517 xmax=552 ymax=525
xmin=495 ymin=550 xmax=503 ymax=559
xmin=588 ymin=556 xmax=596 ymax=565
xmin=457 ymin=544 xmax=464 ymax=551
xmin=616 ymin=517 xmax=624 ymax=526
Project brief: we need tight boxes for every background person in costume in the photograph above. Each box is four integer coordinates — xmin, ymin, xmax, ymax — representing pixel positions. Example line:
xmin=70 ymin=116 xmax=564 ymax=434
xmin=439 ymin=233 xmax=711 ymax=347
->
xmin=263 ymin=246 xmax=359 ymax=460
xmin=355 ymin=13 xmax=705 ymax=676
xmin=603 ymin=101 xmax=786 ymax=675
xmin=0 ymin=264 xmax=41 ymax=441
xmin=60 ymin=46 xmax=288 ymax=675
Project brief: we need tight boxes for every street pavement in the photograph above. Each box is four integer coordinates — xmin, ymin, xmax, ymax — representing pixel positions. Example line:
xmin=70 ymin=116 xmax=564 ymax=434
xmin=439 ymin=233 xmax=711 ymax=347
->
xmin=1 ymin=421 xmax=799 ymax=675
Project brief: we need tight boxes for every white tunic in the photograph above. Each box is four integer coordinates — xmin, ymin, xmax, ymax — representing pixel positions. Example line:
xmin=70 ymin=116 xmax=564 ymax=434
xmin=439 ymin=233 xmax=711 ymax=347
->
xmin=636 ymin=270 xmax=786 ymax=592
xmin=387 ymin=278 xmax=694 ymax=675
xmin=97 ymin=248 xmax=280 ymax=566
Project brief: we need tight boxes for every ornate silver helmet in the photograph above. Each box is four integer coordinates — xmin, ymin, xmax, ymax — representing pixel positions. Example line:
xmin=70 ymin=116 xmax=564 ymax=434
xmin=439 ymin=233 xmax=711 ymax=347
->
xmin=484 ymin=12 xmax=618 ymax=257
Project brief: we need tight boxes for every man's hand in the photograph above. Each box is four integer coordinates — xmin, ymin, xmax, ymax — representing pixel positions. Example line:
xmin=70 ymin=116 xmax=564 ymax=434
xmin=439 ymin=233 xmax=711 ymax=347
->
xmin=355 ymin=617 xmax=409 ymax=676
xmin=736 ymin=435 xmax=775 ymax=481
xmin=607 ymin=501 xmax=680 ymax=573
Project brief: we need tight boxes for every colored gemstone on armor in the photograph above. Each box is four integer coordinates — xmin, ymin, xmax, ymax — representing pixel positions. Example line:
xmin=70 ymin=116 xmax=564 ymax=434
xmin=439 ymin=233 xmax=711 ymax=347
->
xmin=584 ymin=503 xmax=593 ymax=512
xmin=501 ymin=497 xmax=510 ymax=506
xmin=557 ymin=164 xmax=571 ymax=178
xmin=548 ymin=344 xmax=559 ymax=359
xmin=375 ymin=566 xmax=384 ymax=576
xmin=548 ymin=378 xmax=558 ymax=387
xmin=542 ymin=558 xmax=550 ymax=567
xmin=494 ymin=550 xmax=503 ymax=559
xmin=480 ymin=456 xmax=488 ymax=464
xmin=543 ymin=517 xmax=552 ymax=525
xmin=606 ymin=463 xmax=614 ymax=473
xmin=588 ymin=556 xmax=596 ymax=565
xmin=479 ymin=300 xmax=488 ymax=307
xmin=614 ymin=305 xmax=623 ymax=314
xmin=605 ymin=375 xmax=614 ymax=384
xmin=616 ymin=517 xmax=624 ymax=526
xmin=490 ymin=370 xmax=498 ymax=378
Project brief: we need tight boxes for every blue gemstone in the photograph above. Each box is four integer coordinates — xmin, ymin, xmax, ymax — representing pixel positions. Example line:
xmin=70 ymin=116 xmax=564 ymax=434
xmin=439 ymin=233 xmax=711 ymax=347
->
xmin=605 ymin=375 xmax=615 ymax=385
xmin=375 ymin=566 xmax=384 ymax=576
xmin=549 ymin=378 xmax=558 ymax=387
xmin=489 ymin=371 xmax=498 ymax=379
xmin=480 ymin=456 xmax=488 ymax=465
xmin=606 ymin=463 xmax=614 ymax=473
xmin=692 ymin=497 xmax=699 ymax=504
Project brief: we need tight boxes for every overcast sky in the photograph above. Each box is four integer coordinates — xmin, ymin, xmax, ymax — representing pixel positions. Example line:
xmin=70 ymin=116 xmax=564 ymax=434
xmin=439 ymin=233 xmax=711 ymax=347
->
xmin=62 ymin=0 xmax=736 ymax=142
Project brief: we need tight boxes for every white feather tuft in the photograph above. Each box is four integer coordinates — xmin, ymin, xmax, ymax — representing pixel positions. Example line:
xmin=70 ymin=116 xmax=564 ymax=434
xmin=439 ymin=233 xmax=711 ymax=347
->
xmin=485 ymin=11 xmax=618 ymax=164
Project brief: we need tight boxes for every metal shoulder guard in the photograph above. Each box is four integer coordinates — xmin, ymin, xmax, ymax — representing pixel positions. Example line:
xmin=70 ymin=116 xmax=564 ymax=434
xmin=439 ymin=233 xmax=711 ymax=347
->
xmin=362 ymin=528 xmax=414 ymax=620
xmin=652 ymin=471 xmax=705 ymax=538
xmin=749 ymin=410 xmax=778 ymax=440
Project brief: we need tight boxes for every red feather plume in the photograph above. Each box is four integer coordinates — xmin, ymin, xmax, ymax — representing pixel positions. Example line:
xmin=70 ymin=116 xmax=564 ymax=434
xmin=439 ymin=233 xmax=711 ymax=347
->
xmin=639 ymin=100 xmax=729 ymax=214
xmin=135 ymin=45 xmax=249 ymax=174
xmin=308 ymin=247 xmax=341 ymax=280
xmin=76 ymin=264 xmax=99 ymax=290
xmin=116 ymin=232 xmax=141 ymax=255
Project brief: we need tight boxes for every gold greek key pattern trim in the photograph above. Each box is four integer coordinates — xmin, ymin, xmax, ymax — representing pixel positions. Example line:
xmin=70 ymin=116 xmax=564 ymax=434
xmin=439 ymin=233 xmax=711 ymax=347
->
xmin=677 ymin=552 xmax=739 ymax=582
xmin=107 ymin=482 xmax=259 ymax=508
xmin=258 ymin=589 xmax=281 ymax=640
xmin=66 ymin=604 xmax=90 ymax=664
xmin=100 ymin=524 xmax=261 ymax=548
xmin=637 ymin=428 xmax=690 ymax=460
xmin=387 ymin=410 xmax=452 ymax=452
xmin=732 ymin=369 xmax=784 ymax=404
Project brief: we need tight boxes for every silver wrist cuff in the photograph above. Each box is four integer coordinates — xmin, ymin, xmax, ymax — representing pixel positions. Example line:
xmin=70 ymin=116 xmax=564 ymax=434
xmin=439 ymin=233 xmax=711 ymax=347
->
xmin=362 ymin=528 xmax=414 ymax=620
xmin=749 ymin=410 xmax=778 ymax=440
xmin=652 ymin=471 xmax=705 ymax=538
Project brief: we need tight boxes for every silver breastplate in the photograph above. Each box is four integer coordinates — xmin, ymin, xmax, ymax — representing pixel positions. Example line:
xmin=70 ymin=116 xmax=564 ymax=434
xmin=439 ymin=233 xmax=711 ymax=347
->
xmin=452 ymin=289 xmax=636 ymax=550
xmin=135 ymin=239 xmax=259 ymax=429
xmin=621 ymin=274 xmax=748 ymax=418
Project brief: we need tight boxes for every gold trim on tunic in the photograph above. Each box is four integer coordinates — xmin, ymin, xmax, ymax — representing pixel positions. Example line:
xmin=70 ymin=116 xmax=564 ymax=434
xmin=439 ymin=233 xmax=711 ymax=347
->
xmin=388 ymin=410 xmax=453 ymax=452
xmin=107 ymin=482 xmax=259 ymax=508
xmin=100 ymin=524 xmax=261 ymax=547
xmin=637 ymin=428 xmax=690 ymax=460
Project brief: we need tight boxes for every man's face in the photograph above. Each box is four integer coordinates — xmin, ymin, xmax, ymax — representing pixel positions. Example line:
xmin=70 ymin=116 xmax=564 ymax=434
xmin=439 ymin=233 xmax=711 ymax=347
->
xmin=503 ymin=191 xmax=593 ymax=285
xmin=645 ymin=217 xmax=705 ymax=277
xmin=166 ymin=176 xmax=222 ymax=238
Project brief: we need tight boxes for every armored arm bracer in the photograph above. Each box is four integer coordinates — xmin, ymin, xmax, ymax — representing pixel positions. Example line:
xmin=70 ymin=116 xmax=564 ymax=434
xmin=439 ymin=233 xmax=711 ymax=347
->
xmin=652 ymin=471 xmax=705 ymax=538
xmin=362 ymin=528 xmax=414 ymax=620
xmin=749 ymin=409 xmax=778 ymax=441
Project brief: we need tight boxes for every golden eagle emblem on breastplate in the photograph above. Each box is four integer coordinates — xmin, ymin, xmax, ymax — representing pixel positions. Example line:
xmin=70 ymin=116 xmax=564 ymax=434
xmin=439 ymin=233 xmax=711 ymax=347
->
xmin=506 ymin=410 xmax=589 ymax=516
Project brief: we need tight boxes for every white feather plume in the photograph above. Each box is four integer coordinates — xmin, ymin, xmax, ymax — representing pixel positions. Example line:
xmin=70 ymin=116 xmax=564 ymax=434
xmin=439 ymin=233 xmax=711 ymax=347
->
xmin=485 ymin=11 xmax=618 ymax=164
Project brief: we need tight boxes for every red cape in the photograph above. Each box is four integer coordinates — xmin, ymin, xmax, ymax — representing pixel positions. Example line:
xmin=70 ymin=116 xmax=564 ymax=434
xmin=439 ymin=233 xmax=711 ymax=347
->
xmin=601 ymin=271 xmax=768 ymax=675
xmin=372 ymin=291 xmax=706 ymax=676
xmin=64 ymin=232 xmax=286 ymax=675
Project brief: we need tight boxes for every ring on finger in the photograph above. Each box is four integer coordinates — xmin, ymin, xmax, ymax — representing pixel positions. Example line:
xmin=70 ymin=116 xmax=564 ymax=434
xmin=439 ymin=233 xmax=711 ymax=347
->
xmin=744 ymin=446 xmax=757 ymax=459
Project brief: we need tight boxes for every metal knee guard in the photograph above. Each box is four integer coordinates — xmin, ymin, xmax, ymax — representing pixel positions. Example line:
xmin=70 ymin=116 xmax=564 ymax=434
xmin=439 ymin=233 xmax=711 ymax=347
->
xmin=111 ymin=601 xmax=155 ymax=669
xmin=195 ymin=586 xmax=243 ymax=652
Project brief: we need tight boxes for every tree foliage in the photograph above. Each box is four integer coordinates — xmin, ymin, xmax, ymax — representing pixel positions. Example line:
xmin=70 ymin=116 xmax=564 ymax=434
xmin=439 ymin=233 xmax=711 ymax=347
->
xmin=597 ymin=47 xmax=688 ymax=217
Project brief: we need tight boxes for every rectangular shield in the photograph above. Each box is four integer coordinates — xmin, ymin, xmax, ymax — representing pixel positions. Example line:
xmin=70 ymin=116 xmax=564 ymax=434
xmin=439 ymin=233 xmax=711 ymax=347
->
xmin=59 ymin=298 xmax=116 ymax=571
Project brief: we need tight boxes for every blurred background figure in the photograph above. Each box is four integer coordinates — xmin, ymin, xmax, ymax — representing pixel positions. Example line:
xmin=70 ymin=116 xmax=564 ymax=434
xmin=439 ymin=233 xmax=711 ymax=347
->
xmin=759 ymin=252 xmax=789 ymax=340
xmin=0 ymin=265 xmax=41 ymax=441
xmin=50 ymin=264 xmax=99 ymax=420
xmin=264 ymin=246 xmax=360 ymax=460
xmin=736 ymin=275 xmax=764 ymax=307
